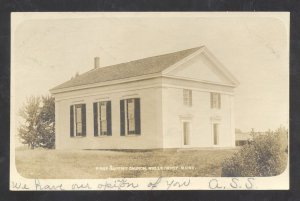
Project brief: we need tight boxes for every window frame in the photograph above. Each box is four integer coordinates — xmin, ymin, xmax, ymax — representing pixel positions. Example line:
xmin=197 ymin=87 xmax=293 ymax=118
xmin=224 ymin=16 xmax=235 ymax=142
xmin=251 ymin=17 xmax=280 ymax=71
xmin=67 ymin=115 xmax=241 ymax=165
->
xmin=121 ymin=98 xmax=141 ymax=136
xmin=126 ymin=99 xmax=136 ymax=134
xmin=70 ymin=103 xmax=86 ymax=137
xmin=75 ymin=105 xmax=83 ymax=136
xmin=211 ymin=92 xmax=221 ymax=109
xmin=94 ymin=100 xmax=112 ymax=137
xmin=99 ymin=101 xmax=108 ymax=136
xmin=183 ymin=89 xmax=192 ymax=107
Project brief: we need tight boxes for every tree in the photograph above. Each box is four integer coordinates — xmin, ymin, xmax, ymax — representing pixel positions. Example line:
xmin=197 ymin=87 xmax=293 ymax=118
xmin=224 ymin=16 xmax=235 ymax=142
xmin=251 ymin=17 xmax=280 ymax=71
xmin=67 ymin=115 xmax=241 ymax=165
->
xmin=18 ymin=95 xmax=55 ymax=149
xmin=37 ymin=96 xmax=55 ymax=148
xmin=18 ymin=96 xmax=41 ymax=149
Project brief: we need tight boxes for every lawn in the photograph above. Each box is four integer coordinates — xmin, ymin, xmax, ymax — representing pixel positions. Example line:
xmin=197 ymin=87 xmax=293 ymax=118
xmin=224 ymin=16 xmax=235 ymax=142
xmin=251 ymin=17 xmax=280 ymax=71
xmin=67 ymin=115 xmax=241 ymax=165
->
xmin=15 ymin=148 xmax=238 ymax=179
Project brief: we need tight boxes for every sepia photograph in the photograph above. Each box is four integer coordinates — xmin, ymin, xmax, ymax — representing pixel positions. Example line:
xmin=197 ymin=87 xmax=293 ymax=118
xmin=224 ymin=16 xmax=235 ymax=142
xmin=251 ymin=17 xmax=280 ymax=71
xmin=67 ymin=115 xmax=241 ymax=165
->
xmin=10 ymin=12 xmax=289 ymax=190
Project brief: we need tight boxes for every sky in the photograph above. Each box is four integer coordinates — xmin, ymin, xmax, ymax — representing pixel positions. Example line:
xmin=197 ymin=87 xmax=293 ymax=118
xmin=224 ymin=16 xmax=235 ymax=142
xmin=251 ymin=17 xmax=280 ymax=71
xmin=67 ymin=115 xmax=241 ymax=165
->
xmin=12 ymin=12 xmax=289 ymax=133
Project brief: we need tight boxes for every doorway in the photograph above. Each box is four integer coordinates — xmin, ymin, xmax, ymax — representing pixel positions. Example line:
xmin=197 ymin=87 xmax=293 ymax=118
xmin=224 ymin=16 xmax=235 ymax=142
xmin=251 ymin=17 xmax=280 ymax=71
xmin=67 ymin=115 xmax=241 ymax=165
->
xmin=183 ymin=122 xmax=190 ymax=145
xmin=213 ymin=123 xmax=219 ymax=145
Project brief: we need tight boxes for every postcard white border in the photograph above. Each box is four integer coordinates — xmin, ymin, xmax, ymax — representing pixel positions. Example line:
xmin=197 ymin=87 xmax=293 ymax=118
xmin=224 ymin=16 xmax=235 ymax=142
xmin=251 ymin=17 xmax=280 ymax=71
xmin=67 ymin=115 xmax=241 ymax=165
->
xmin=10 ymin=12 xmax=290 ymax=191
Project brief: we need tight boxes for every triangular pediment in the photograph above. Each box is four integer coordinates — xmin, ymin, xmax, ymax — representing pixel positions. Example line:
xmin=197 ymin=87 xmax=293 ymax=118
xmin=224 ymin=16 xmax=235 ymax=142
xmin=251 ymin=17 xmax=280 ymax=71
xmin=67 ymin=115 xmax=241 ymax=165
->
xmin=162 ymin=47 xmax=239 ymax=86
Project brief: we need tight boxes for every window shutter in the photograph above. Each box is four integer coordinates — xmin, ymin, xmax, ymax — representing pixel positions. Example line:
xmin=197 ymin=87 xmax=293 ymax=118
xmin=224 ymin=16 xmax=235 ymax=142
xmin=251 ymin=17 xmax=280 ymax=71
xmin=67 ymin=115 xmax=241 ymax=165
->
xmin=189 ymin=90 xmax=192 ymax=106
xmin=93 ymin=102 xmax=98 ymax=136
xmin=70 ymin=105 xmax=74 ymax=137
xmin=183 ymin=89 xmax=186 ymax=105
xmin=120 ymin=100 xmax=125 ymax=136
xmin=134 ymin=98 xmax=141 ymax=135
xmin=107 ymin=101 xmax=112 ymax=136
xmin=210 ymin=93 xmax=213 ymax=108
xmin=218 ymin=94 xmax=221 ymax=109
xmin=82 ymin=104 xmax=86 ymax=136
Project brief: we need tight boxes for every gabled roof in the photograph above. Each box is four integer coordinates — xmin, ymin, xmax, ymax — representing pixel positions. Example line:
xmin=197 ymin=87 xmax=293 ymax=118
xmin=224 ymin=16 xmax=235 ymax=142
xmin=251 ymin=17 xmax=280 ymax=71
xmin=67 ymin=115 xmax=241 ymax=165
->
xmin=51 ymin=46 xmax=203 ymax=91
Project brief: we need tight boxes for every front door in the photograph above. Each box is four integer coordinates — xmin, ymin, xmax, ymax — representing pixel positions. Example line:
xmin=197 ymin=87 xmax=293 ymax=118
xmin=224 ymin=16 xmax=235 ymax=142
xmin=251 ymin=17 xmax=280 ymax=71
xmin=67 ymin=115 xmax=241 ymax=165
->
xmin=183 ymin=122 xmax=190 ymax=145
xmin=213 ymin=123 xmax=219 ymax=145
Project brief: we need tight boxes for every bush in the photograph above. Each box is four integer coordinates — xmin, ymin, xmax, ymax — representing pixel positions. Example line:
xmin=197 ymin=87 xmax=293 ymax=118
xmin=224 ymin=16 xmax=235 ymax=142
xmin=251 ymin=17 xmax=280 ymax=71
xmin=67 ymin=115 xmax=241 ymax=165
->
xmin=222 ymin=128 xmax=288 ymax=177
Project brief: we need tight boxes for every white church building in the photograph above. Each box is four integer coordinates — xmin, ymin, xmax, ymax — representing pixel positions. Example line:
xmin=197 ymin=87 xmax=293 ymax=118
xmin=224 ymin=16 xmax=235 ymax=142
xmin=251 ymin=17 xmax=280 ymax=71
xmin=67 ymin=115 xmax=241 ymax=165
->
xmin=50 ymin=46 xmax=239 ymax=150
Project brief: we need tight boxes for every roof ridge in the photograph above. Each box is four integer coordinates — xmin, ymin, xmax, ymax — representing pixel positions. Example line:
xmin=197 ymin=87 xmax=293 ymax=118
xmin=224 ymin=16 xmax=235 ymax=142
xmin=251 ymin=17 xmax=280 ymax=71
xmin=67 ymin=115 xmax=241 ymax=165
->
xmin=88 ymin=46 xmax=203 ymax=72
xmin=51 ymin=46 xmax=204 ymax=91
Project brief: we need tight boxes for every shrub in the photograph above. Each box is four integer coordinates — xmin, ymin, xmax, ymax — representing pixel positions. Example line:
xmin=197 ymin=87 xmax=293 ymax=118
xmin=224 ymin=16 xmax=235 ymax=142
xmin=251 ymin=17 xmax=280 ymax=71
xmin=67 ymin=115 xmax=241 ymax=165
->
xmin=222 ymin=128 xmax=288 ymax=177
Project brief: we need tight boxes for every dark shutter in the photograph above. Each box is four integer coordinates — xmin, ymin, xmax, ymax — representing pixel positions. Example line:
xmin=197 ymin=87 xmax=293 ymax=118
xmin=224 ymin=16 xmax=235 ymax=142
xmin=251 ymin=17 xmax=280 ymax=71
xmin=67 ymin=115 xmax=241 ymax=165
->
xmin=126 ymin=100 xmax=129 ymax=134
xmin=82 ymin=104 xmax=86 ymax=136
xmin=189 ymin=90 xmax=192 ymax=106
xmin=134 ymin=98 xmax=141 ymax=135
xmin=183 ymin=89 xmax=186 ymax=105
xmin=120 ymin=100 xmax=125 ymax=136
xmin=218 ymin=93 xmax=221 ymax=109
xmin=93 ymin=102 xmax=98 ymax=136
xmin=210 ymin=93 xmax=213 ymax=108
xmin=107 ymin=101 xmax=112 ymax=136
xmin=70 ymin=105 xmax=74 ymax=137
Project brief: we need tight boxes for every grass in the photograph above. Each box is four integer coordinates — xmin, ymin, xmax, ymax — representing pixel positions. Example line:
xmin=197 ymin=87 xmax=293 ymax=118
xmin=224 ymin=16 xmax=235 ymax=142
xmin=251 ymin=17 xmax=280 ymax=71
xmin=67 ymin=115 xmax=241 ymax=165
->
xmin=15 ymin=147 xmax=238 ymax=179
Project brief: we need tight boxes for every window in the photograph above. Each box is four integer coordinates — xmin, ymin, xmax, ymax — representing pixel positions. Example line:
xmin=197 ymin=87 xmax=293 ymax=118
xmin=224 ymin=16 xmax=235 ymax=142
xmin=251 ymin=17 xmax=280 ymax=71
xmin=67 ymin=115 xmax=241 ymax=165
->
xmin=70 ymin=104 xmax=86 ymax=137
xmin=183 ymin=122 xmax=190 ymax=145
xmin=120 ymin=98 xmax=141 ymax=135
xmin=127 ymin=99 xmax=135 ymax=134
xmin=213 ymin=123 xmax=219 ymax=145
xmin=93 ymin=101 xmax=112 ymax=136
xmin=211 ymin=92 xmax=221 ymax=109
xmin=183 ymin=89 xmax=192 ymax=106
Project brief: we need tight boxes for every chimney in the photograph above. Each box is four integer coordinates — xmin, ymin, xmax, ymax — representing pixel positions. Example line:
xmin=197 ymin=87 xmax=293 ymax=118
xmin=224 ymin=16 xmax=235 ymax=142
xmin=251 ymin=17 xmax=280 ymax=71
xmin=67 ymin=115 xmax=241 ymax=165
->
xmin=94 ymin=57 xmax=100 ymax=69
